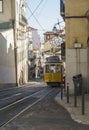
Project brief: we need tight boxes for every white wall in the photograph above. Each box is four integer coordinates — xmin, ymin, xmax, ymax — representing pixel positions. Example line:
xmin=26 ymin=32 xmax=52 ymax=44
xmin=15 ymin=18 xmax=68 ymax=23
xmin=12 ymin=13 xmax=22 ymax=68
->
xmin=66 ymin=49 xmax=88 ymax=93
xmin=0 ymin=0 xmax=28 ymax=86
xmin=0 ymin=29 xmax=16 ymax=84
xmin=17 ymin=24 xmax=28 ymax=84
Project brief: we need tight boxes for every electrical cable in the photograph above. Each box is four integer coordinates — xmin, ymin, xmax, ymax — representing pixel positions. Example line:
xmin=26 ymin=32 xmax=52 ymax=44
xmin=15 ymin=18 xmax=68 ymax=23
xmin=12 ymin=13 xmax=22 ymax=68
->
xmin=27 ymin=0 xmax=44 ymax=20
xmin=38 ymin=0 xmax=48 ymax=17
xmin=27 ymin=4 xmax=45 ymax=31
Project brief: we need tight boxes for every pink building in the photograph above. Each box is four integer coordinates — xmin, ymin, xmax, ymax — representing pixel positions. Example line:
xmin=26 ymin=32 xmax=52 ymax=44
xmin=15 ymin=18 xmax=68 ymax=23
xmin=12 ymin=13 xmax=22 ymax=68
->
xmin=28 ymin=26 xmax=40 ymax=50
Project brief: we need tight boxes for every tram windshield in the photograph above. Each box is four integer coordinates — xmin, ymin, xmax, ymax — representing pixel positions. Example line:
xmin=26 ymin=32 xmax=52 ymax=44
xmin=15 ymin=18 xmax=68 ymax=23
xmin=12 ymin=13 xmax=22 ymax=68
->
xmin=45 ymin=63 xmax=61 ymax=73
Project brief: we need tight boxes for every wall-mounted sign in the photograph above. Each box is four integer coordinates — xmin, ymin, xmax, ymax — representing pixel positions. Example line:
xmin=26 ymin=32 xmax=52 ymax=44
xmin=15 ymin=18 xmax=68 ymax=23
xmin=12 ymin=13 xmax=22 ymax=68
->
xmin=74 ymin=43 xmax=82 ymax=48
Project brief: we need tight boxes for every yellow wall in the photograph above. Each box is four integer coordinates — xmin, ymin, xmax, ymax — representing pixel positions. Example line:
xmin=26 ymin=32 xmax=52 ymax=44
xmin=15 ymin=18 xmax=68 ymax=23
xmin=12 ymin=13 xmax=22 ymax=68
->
xmin=65 ymin=0 xmax=89 ymax=49
xmin=44 ymin=41 xmax=50 ymax=52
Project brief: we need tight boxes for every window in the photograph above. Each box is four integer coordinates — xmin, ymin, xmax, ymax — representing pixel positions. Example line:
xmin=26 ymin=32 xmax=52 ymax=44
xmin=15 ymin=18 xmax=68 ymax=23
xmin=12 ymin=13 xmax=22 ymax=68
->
xmin=0 ymin=0 xmax=3 ymax=12
xmin=60 ymin=0 xmax=65 ymax=17
xmin=46 ymin=65 xmax=50 ymax=73
xmin=46 ymin=34 xmax=50 ymax=40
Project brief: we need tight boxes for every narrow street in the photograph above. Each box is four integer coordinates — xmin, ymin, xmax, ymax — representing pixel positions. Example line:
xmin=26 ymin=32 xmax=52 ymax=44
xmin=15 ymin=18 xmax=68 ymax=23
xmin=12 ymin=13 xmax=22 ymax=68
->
xmin=0 ymin=80 xmax=89 ymax=130
xmin=0 ymin=0 xmax=89 ymax=129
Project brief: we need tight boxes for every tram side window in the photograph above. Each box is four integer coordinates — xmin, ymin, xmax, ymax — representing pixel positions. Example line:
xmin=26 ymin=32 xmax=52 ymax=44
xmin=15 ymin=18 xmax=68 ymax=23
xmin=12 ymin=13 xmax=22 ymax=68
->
xmin=46 ymin=65 xmax=50 ymax=73
xmin=56 ymin=65 xmax=61 ymax=72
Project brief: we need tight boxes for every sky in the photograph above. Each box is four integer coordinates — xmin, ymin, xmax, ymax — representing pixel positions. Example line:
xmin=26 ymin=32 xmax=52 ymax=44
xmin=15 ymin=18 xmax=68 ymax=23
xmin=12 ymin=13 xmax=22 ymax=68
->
xmin=26 ymin=0 xmax=65 ymax=43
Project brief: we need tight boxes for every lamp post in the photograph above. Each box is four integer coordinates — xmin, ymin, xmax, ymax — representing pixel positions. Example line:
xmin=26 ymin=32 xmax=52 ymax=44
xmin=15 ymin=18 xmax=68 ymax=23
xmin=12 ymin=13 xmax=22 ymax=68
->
xmin=52 ymin=21 xmax=64 ymax=35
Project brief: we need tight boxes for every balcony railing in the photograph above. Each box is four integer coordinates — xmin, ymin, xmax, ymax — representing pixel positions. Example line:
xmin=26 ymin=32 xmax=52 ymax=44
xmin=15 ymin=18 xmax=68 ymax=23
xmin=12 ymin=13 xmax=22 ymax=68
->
xmin=20 ymin=14 xmax=28 ymax=24
xmin=0 ymin=21 xmax=14 ymax=30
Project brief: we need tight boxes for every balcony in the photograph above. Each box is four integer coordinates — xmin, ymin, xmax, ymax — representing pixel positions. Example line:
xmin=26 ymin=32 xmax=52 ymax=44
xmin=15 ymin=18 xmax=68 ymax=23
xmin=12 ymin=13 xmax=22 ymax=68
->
xmin=19 ymin=14 xmax=28 ymax=25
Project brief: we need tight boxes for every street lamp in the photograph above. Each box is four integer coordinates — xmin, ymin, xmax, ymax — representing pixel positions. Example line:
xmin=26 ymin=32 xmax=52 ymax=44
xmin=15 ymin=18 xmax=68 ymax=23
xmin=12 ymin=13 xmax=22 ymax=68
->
xmin=52 ymin=25 xmax=58 ymax=35
xmin=52 ymin=21 xmax=64 ymax=35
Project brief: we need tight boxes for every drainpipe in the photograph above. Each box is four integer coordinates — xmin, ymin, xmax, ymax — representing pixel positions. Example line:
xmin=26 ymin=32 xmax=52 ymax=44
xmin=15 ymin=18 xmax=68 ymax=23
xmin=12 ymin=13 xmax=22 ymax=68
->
xmin=13 ymin=20 xmax=18 ymax=86
xmin=11 ymin=1 xmax=18 ymax=86
xmin=86 ymin=10 xmax=89 ymax=92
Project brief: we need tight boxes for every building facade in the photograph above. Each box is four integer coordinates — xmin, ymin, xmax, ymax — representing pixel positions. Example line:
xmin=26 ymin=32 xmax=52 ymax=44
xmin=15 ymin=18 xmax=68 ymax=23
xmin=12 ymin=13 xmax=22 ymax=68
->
xmin=0 ymin=0 xmax=28 ymax=88
xmin=28 ymin=26 xmax=41 ymax=79
xmin=62 ymin=0 xmax=89 ymax=93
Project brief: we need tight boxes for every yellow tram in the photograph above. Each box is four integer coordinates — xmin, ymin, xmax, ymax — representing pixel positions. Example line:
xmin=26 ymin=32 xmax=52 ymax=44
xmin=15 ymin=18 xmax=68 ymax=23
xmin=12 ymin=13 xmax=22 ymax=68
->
xmin=44 ymin=56 xmax=64 ymax=87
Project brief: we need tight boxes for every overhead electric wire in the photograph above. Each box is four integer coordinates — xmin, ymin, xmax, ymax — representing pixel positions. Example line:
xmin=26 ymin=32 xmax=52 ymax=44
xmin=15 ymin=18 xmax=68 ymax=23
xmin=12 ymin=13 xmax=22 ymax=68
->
xmin=38 ymin=0 xmax=48 ymax=17
xmin=27 ymin=4 xmax=45 ymax=31
xmin=27 ymin=0 xmax=44 ymax=20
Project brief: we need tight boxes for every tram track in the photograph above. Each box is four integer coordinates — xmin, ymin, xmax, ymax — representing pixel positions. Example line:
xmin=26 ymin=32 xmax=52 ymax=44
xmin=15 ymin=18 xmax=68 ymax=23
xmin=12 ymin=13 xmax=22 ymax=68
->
xmin=0 ymin=88 xmax=46 ymax=111
xmin=0 ymin=81 xmax=46 ymax=99
xmin=0 ymin=87 xmax=55 ymax=127
xmin=0 ymin=86 xmax=45 ymax=109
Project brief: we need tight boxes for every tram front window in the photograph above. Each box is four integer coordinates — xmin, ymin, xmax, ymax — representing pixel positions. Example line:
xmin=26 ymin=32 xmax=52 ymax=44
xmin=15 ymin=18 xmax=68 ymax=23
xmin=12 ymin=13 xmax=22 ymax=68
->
xmin=50 ymin=64 xmax=55 ymax=73
xmin=45 ymin=64 xmax=61 ymax=73
xmin=45 ymin=65 xmax=55 ymax=73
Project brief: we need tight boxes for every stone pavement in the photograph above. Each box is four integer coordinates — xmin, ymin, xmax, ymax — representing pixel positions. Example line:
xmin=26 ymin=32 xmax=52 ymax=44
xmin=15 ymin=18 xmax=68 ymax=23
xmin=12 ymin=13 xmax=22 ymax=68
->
xmin=27 ymin=79 xmax=89 ymax=125
xmin=55 ymin=92 xmax=89 ymax=125
xmin=22 ymin=78 xmax=47 ymax=88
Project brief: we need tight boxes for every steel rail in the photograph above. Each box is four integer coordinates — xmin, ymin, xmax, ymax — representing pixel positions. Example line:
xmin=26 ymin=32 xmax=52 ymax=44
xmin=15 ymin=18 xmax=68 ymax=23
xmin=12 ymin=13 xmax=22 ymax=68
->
xmin=0 ymin=88 xmax=55 ymax=128
xmin=0 ymin=88 xmax=46 ymax=111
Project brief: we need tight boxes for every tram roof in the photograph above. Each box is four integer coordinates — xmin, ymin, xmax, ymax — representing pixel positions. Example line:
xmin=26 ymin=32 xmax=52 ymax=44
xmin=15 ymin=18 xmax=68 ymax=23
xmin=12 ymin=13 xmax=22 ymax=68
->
xmin=45 ymin=61 xmax=63 ymax=64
